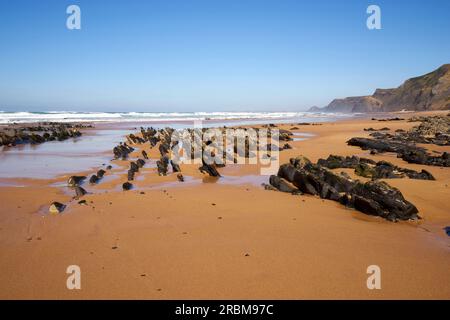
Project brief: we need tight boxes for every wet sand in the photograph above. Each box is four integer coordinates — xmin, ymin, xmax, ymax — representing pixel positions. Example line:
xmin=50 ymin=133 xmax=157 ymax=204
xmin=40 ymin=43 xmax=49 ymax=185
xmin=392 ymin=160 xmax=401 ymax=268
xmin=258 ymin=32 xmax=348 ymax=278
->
xmin=0 ymin=111 xmax=449 ymax=299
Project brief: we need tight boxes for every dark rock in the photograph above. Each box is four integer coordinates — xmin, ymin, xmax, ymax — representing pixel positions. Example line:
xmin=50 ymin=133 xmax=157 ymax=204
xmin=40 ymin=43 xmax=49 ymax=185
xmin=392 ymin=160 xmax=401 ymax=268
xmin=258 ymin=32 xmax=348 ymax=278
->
xmin=142 ymin=150 xmax=148 ymax=159
xmin=130 ymin=161 xmax=139 ymax=172
xmin=199 ymin=160 xmax=221 ymax=177
xmin=171 ymin=160 xmax=181 ymax=172
xmin=136 ymin=159 xmax=145 ymax=168
xmin=318 ymin=155 xmax=375 ymax=169
xmin=89 ymin=175 xmax=99 ymax=184
xmin=277 ymin=163 xmax=298 ymax=182
xmin=97 ymin=169 xmax=106 ymax=178
xmin=262 ymin=183 xmax=278 ymax=191
xmin=49 ymin=202 xmax=65 ymax=214
xmin=269 ymin=175 xmax=298 ymax=193
xmin=122 ymin=182 xmax=133 ymax=191
xmin=68 ymin=176 xmax=86 ymax=187
xmin=355 ymin=163 xmax=375 ymax=178
xmin=348 ymin=116 xmax=450 ymax=167
xmin=350 ymin=181 xmax=418 ymax=220
xmin=74 ymin=186 xmax=87 ymax=198
xmin=113 ymin=143 xmax=133 ymax=159
xmin=353 ymin=195 xmax=383 ymax=216
xmin=289 ymin=156 xmax=311 ymax=169
xmin=318 ymin=154 xmax=435 ymax=180
xmin=282 ymin=143 xmax=292 ymax=150
xmin=176 ymin=173 xmax=184 ymax=182
xmin=273 ymin=156 xmax=420 ymax=221
xmin=157 ymin=155 xmax=169 ymax=176
xmin=444 ymin=226 xmax=450 ymax=237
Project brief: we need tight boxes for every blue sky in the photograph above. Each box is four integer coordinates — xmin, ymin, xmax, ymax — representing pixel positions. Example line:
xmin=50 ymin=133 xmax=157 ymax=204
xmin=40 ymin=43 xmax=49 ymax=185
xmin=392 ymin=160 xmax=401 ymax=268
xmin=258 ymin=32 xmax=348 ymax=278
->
xmin=0 ymin=0 xmax=449 ymax=112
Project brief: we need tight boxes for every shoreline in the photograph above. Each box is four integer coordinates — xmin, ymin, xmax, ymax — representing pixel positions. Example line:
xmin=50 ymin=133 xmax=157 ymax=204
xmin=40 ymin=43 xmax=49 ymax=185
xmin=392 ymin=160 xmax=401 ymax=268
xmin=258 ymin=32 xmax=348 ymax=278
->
xmin=0 ymin=110 xmax=449 ymax=299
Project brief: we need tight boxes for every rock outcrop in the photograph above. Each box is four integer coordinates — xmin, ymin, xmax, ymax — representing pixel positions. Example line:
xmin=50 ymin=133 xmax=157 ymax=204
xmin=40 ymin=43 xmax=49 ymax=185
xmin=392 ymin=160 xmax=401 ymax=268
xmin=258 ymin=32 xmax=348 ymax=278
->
xmin=270 ymin=156 xmax=420 ymax=221
xmin=317 ymin=155 xmax=435 ymax=180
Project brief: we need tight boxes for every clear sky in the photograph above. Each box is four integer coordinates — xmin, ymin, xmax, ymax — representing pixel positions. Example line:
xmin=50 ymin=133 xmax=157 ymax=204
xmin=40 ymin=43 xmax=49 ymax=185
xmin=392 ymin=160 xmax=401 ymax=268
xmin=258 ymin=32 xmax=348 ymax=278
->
xmin=0 ymin=0 xmax=449 ymax=112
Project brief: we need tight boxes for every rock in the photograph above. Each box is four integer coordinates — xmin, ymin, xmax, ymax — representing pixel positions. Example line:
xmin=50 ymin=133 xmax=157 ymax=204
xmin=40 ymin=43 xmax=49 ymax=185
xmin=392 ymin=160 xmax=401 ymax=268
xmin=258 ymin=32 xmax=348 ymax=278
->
xmin=127 ymin=169 xmax=135 ymax=181
xmin=142 ymin=150 xmax=148 ymax=159
xmin=292 ymin=170 xmax=319 ymax=195
xmin=350 ymin=181 xmax=419 ymax=221
xmin=136 ymin=159 xmax=145 ymax=168
xmin=89 ymin=175 xmax=99 ymax=184
xmin=269 ymin=175 xmax=298 ymax=193
xmin=78 ymin=200 xmax=87 ymax=205
xmin=159 ymin=143 xmax=169 ymax=156
xmin=262 ymin=183 xmax=278 ymax=191
xmin=157 ymin=155 xmax=169 ymax=176
xmin=74 ymin=186 xmax=87 ymax=198
xmin=49 ymin=202 xmax=65 ymax=214
xmin=318 ymin=155 xmax=435 ymax=180
xmin=347 ymin=116 xmax=450 ymax=167
xmin=171 ymin=160 xmax=181 ymax=172
xmin=199 ymin=160 xmax=221 ymax=177
xmin=347 ymin=137 xmax=400 ymax=153
xmin=176 ymin=173 xmax=184 ymax=182
xmin=353 ymin=195 xmax=383 ymax=217
xmin=130 ymin=161 xmax=139 ymax=172
xmin=289 ymin=156 xmax=311 ymax=169
xmin=106 ymin=165 xmax=112 ymax=170
xmin=0 ymin=123 xmax=87 ymax=148
xmin=444 ymin=226 xmax=450 ymax=237
xmin=354 ymin=163 xmax=375 ymax=178
xmin=318 ymin=155 xmax=375 ymax=169
xmin=68 ymin=176 xmax=86 ymax=187
xmin=282 ymin=143 xmax=292 ymax=150
xmin=122 ymin=182 xmax=133 ymax=191
xmin=272 ymin=156 xmax=420 ymax=221
xmin=97 ymin=169 xmax=106 ymax=178
xmin=113 ymin=143 xmax=132 ymax=159
xmin=277 ymin=163 xmax=298 ymax=182
xmin=319 ymin=183 xmax=341 ymax=201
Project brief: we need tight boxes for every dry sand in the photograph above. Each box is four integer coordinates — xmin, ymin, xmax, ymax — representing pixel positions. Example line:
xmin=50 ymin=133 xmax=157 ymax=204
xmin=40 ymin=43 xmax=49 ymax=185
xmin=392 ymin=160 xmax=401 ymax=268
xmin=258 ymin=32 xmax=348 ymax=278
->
xmin=0 ymin=111 xmax=449 ymax=299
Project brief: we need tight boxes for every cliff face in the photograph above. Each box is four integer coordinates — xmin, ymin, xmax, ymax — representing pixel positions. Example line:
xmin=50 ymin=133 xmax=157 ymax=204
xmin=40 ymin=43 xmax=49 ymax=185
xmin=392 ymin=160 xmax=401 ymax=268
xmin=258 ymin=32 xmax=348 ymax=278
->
xmin=313 ymin=64 xmax=450 ymax=113
xmin=326 ymin=96 xmax=382 ymax=113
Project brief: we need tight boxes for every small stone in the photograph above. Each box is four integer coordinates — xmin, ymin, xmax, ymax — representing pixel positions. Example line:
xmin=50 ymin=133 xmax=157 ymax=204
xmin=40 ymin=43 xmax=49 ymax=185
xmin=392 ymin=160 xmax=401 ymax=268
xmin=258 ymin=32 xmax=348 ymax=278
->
xmin=122 ymin=182 xmax=133 ymax=191
xmin=67 ymin=175 xmax=86 ymax=187
xmin=49 ymin=202 xmax=65 ymax=214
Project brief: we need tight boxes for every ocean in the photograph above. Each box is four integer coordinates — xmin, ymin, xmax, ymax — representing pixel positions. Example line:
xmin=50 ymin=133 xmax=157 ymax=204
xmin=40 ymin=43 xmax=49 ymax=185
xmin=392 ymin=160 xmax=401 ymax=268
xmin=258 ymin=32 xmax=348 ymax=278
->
xmin=0 ymin=110 xmax=354 ymax=179
xmin=0 ymin=111 xmax=352 ymax=125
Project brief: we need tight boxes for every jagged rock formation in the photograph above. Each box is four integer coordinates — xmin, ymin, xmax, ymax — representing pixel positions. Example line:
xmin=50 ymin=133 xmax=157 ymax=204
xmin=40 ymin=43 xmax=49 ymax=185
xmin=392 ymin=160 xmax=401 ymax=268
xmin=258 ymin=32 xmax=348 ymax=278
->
xmin=268 ymin=156 xmax=420 ymax=221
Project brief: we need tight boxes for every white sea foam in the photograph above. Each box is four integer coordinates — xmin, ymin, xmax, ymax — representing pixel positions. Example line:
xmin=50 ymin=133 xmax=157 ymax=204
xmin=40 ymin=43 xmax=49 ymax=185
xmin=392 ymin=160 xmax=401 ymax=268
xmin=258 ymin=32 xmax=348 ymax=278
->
xmin=0 ymin=111 xmax=352 ymax=124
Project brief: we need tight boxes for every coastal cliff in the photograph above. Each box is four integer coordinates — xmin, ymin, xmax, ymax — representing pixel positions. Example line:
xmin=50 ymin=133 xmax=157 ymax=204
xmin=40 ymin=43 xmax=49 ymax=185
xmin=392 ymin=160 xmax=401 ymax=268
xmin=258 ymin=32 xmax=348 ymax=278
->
xmin=312 ymin=64 xmax=450 ymax=113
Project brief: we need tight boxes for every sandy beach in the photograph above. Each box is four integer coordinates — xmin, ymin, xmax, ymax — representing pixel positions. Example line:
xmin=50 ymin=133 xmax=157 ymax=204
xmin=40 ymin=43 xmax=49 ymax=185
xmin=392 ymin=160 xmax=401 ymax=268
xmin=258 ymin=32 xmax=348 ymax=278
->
xmin=0 ymin=111 xmax=449 ymax=299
